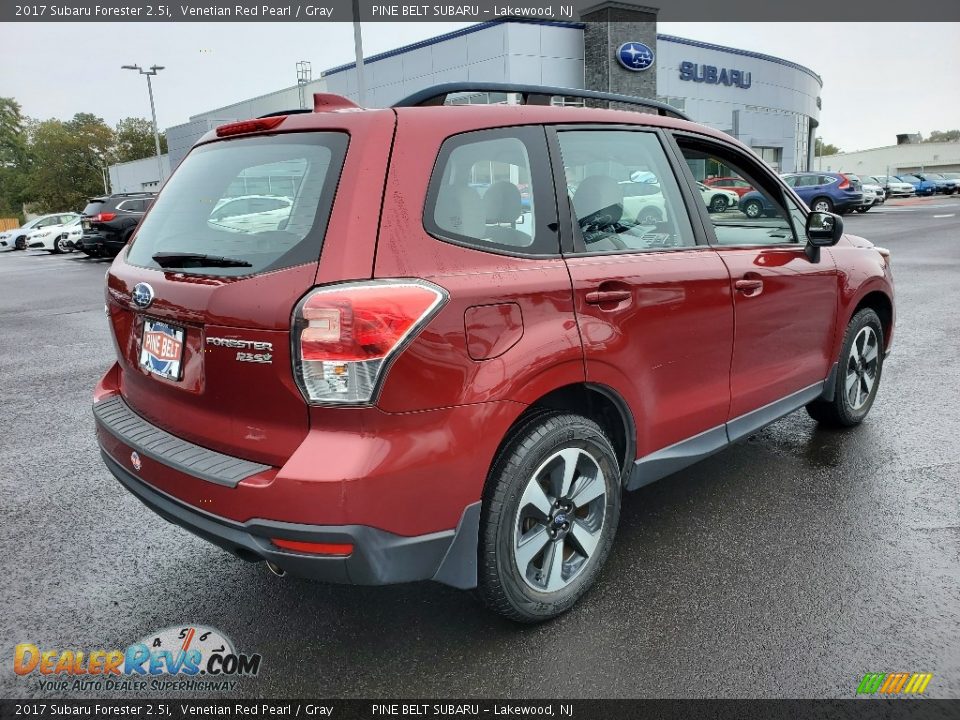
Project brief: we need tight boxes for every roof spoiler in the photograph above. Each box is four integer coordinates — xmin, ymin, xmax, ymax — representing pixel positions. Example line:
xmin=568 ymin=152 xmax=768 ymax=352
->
xmin=391 ymin=82 xmax=690 ymax=121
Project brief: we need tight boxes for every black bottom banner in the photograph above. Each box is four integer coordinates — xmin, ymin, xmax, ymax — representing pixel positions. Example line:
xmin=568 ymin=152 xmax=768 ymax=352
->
xmin=2 ymin=700 xmax=960 ymax=720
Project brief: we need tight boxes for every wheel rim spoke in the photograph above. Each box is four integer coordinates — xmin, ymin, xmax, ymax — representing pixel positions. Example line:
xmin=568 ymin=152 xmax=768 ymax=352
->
xmin=555 ymin=448 xmax=581 ymax=499
xmin=569 ymin=471 xmax=605 ymax=509
xmin=515 ymin=526 xmax=550 ymax=572
xmin=542 ymin=541 xmax=567 ymax=592
xmin=519 ymin=478 xmax=553 ymax=522
xmin=569 ymin=521 xmax=601 ymax=559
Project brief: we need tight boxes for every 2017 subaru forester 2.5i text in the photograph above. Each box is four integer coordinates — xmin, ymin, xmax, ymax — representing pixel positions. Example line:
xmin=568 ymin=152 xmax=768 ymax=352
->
xmin=93 ymin=85 xmax=894 ymax=622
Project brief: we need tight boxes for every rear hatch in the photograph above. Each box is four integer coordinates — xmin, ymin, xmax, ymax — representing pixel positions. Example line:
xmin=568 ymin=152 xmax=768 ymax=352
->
xmin=104 ymin=113 xmax=394 ymax=466
xmin=81 ymin=198 xmax=107 ymax=233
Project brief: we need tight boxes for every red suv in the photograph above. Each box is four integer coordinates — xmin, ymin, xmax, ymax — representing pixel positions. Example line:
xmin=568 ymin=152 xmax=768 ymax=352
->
xmin=94 ymin=84 xmax=894 ymax=622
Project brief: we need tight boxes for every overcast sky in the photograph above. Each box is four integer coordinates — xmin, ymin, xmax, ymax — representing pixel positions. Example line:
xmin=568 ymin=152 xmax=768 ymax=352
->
xmin=2 ymin=22 xmax=958 ymax=152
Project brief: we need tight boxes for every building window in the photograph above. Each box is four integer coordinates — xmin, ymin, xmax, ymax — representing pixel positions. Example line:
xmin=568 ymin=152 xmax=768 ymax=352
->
xmin=753 ymin=146 xmax=782 ymax=172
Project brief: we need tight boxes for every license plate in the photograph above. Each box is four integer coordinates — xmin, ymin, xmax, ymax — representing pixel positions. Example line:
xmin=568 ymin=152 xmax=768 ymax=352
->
xmin=140 ymin=319 xmax=185 ymax=381
xmin=82 ymin=220 xmax=91 ymax=230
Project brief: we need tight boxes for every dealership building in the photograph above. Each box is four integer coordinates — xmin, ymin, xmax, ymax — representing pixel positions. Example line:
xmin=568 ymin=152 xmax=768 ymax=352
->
xmin=111 ymin=10 xmax=824 ymax=191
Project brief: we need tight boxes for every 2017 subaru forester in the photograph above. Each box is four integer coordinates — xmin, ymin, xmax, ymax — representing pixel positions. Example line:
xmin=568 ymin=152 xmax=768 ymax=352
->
xmin=94 ymin=84 xmax=894 ymax=622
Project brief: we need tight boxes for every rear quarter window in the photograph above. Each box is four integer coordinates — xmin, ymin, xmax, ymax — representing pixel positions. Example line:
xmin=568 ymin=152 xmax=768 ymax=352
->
xmin=126 ymin=132 xmax=348 ymax=276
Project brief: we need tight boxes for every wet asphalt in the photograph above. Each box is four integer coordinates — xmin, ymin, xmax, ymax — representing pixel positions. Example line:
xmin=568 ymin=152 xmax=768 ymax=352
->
xmin=1 ymin=198 xmax=958 ymax=700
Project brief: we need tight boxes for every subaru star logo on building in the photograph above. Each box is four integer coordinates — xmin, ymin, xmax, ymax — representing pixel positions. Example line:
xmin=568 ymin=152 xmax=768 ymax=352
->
xmin=131 ymin=281 xmax=154 ymax=308
xmin=617 ymin=41 xmax=655 ymax=71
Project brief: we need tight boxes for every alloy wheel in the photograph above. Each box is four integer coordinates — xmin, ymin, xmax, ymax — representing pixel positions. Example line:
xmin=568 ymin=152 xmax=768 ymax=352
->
xmin=845 ymin=326 xmax=879 ymax=410
xmin=513 ymin=447 xmax=607 ymax=593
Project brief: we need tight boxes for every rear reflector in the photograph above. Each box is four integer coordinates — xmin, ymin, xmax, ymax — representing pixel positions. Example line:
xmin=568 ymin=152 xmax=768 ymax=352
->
xmin=292 ymin=280 xmax=447 ymax=405
xmin=216 ymin=116 xmax=285 ymax=137
xmin=271 ymin=539 xmax=354 ymax=556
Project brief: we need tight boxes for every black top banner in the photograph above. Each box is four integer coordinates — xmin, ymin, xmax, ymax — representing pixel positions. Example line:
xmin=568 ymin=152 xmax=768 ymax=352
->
xmin=2 ymin=700 xmax=960 ymax=720
xmin=3 ymin=0 xmax=960 ymax=22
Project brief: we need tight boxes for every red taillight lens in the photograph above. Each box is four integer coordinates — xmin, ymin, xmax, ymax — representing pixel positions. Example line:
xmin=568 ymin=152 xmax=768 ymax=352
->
xmin=216 ymin=116 xmax=285 ymax=137
xmin=271 ymin=539 xmax=354 ymax=556
xmin=293 ymin=280 xmax=446 ymax=405
xmin=96 ymin=212 xmax=116 ymax=222
xmin=837 ymin=174 xmax=850 ymax=190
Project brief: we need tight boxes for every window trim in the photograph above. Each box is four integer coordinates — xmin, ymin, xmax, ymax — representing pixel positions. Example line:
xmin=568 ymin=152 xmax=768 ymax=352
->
xmin=544 ymin=123 xmax=711 ymax=258
xmin=666 ymin=130 xmax=809 ymax=250
xmin=422 ymin=125 xmax=560 ymax=259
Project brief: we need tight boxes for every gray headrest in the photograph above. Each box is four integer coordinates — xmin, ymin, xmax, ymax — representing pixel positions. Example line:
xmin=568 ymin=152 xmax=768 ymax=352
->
xmin=572 ymin=175 xmax=624 ymax=227
xmin=484 ymin=182 xmax=523 ymax=224
xmin=434 ymin=185 xmax=484 ymax=239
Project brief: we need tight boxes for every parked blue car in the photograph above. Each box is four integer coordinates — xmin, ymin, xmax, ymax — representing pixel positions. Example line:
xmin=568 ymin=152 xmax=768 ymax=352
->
xmin=912 ymin=173 xmax=953 ymax=195
xmin=780 ymin=172 xmax=864 ymax=214
xmin=896 ymin=174 xmax=937 ymax=197
xmin=738 ymin=190 xmax=778 ymax=218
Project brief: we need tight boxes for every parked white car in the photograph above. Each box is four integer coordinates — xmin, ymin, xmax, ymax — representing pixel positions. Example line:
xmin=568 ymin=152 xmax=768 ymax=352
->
xmin=208 ymin=195 xmax=293 ymax=234
xmin=870 ymin=175 xmax=914 ymax=197
xmin=697 ymin=182 xmax=740 ymax=213
xmin=0 ymin=213 xmax=78 ymax=251
xmin=26 ymin=214 xmax=82 ymax=253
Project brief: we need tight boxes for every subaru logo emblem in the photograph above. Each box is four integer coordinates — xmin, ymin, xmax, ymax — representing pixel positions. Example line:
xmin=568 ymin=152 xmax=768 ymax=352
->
xmin=130 ymin=451 xmax=142 ymax=471
xmin=617 ymin=41 xmax=655 ymax=72
xmin=132 ymin=282 xmax=154 ymax=309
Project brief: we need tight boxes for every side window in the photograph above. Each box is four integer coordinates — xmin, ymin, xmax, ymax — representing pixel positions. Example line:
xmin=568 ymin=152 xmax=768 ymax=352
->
xmin=426 ymin=126 xmax=556 ymax=255
xmin=818 ymin=175 xmax=836 ymax=186
xmin=557 ymin=130 xmax=696 ymax=254
xmin=782 ymin=176 xmax=798 ymax=188
xmin=676 ymin=138 xmax=798 ymax=246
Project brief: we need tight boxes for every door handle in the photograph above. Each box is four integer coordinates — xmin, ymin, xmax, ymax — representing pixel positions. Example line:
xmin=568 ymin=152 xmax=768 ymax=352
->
xmin=734 ymin=279 xmax=764 ymax=296
xmin=585 ymin=290 xmax=632 ymax=305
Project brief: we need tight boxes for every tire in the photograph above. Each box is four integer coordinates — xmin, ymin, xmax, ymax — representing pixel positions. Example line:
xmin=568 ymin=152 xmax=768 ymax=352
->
xmin=51 ymin=234 xmax=69 ymax=254
xmin=14 ymin=234 xmax=27 ymax=250
xmin=709 ymin=195 xmax=727 ymax=213
xmin=856 ymin=207 xmax=869 ymax=213
xmin=806 ymin=308 xmax=884 ymax=428
xmin=743 ymin=200 xmax=763 ymax=219
xmin=811 ymin=197 xmax=833 ymax=213
xmin=477 ymin=412 xmax=621 ymax=623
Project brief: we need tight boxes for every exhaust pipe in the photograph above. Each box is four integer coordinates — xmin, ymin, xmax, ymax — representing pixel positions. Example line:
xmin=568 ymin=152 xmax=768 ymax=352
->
xmin=265 ymin=561 xmax=286 ymax=578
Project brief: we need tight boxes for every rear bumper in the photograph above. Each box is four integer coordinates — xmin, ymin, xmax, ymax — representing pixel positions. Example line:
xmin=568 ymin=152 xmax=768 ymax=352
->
xmin=100 ymin=448 xmax=480 ymax=588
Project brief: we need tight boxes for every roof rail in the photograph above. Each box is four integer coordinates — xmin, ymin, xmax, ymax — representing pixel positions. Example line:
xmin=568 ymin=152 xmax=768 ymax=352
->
xmin=391 ymin=82 xmax=690 ymax=121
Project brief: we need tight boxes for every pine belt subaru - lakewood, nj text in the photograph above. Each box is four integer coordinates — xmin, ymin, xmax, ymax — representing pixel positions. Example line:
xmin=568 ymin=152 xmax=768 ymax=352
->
xmin=93 ymin=84 xmax=895 ymax=622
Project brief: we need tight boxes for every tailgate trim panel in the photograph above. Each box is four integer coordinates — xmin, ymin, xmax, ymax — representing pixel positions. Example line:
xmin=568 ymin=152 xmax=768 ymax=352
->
xmin=93 ymin=395 xmax=271 ymax=487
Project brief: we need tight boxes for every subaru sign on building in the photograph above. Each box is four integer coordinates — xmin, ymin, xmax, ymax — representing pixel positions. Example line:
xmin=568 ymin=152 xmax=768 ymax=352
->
xmin=154 ymin=6 xmax=822 ymax=180
xmin=617 ymin=42 xmax=655 ymax=71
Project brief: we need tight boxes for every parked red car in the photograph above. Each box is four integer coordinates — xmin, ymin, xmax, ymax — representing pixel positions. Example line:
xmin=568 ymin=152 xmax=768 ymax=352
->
xmin=704 ymin=176 xmax=754 ymax=197
xmin=93 ymin=84 xmax=894 ymax=622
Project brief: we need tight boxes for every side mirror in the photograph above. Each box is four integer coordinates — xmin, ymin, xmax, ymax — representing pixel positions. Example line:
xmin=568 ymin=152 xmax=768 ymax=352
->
xmin=804 ymin=211 xmax=843 ymax=262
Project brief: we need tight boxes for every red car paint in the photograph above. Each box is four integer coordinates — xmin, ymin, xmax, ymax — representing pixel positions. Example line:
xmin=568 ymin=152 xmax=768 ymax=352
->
xmin=94 ymin=98 xmax=894 ymax=585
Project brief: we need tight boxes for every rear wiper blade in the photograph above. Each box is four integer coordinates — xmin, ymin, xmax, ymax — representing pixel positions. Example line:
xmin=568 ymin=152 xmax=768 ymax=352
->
xmin=152 ymin=252 xmax=252 ymax=268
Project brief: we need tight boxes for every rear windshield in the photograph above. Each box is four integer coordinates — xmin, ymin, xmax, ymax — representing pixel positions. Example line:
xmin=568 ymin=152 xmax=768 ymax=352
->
xmin=82 ymin=201 xmax=106 ymax=216
xmin=126 ymin=132 xmax=348 ymax=277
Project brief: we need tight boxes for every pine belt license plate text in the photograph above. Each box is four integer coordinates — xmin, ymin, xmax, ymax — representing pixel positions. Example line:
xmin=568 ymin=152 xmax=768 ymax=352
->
xmin=140 ymin=319 xmax=185 ymax=380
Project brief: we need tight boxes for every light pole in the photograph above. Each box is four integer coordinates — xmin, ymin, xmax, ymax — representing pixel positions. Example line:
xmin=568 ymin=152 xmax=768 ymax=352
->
xmin=122 ymin=64 xmax=165 ymax=184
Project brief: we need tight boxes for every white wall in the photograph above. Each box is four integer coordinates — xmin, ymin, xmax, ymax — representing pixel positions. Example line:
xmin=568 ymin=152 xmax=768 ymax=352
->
xmin=322 ymin=23 xmax=584 ymax=107
xmin=822 ymin=142 xmax=960 ymax=175
xmin=108 ymin=155 xmax=171 ymax=193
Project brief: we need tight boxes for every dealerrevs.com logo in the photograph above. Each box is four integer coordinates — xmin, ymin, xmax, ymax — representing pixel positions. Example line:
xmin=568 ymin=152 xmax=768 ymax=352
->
xmin=14 ymin=625 xmax=261 ymax=693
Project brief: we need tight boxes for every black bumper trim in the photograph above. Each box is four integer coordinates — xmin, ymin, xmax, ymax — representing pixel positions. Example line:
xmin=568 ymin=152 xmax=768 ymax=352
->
xmin=101 ymin=449 xmax=478 ymax=587
xmin=94 ymin=396 xmax=270 ymax=487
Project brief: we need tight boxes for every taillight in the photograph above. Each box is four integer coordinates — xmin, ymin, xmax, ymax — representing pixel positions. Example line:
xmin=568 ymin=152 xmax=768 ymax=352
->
xmin=216 ymin=116 xmax=285 ymax=137
xmin=292 ymin=280 xmax=447 ymax=405
xmin=96 ymin=212 xmax=116 ymax=222
xmin=837 ymin=174 xmax=850 ymax=190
